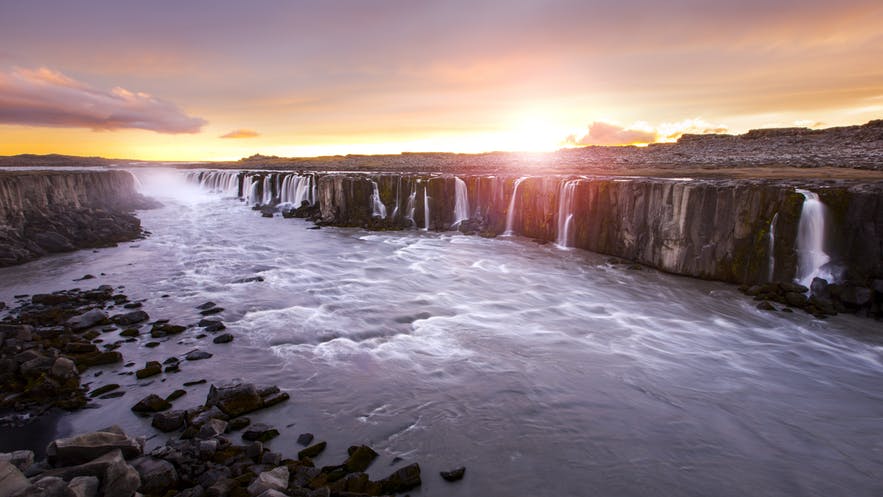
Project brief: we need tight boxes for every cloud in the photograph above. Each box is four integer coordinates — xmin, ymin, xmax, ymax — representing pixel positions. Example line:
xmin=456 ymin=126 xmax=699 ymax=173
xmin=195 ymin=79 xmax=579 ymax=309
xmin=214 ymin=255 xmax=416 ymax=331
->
xmin=565 ymin=118 xmax=730 ymax=146
xmin=565 ymin=121 xmax=657 ymax=146
xmin=220 ymin=128 xmax=259 ymax=139
xmin=0 ymin=66 xmax=206 ymax=133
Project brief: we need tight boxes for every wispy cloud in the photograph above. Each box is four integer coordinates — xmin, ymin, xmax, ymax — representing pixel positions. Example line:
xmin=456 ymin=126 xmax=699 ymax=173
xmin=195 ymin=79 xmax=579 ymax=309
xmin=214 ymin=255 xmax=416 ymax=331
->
xmin=565 ymin=118 xmax=729 ymax=146
xmin=220 ymin=128 xmax=259 ymax=139
xmin=0 ymin=67 xmax=206 ymax=133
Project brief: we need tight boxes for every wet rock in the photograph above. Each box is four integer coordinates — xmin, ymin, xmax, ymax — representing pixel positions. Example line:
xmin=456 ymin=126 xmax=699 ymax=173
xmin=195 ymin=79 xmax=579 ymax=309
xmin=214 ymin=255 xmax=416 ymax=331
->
xmin=298 ymin=442 xmax=327 ymax=460
xmin=213 ymin=333 xmax=234 ymax=344
xmin=810 ymin=277 xmax=830 ymax=298
xmin=151 ymin=324 xmax=187 ymax=338
xmin=756 ymin=301 xmax=776 ymax=311
xmin=67 ymin=310 xmax=108 ymax=331
xmin=207 ymin=382 xmax=263 ymax=417
xmin=63 ymin=342 xmax=99 ymax=354
xmin=0 ymin=461 xmax=30 ymax=497
xmin=197 ymin=419 xmax=229 ymax=440
xmin=227 ymin=417 xmax=251 ymax=432
xmin=200 ymin=307 xmax=224 ymax=316
xmin=131 ymin=394 xmax=172 ymax=413
xmin=75 ymin=351 xmax=122 ymax=368
xmin=379 ymin=463 xmax=421 ymax=494
xmin=440 ymin=466 xmax=466 ymax=482
xmin=343 ymin=445 xmax=378 ymax=473
xmin=131 ymin=456 xmax=178 ymax=495
xmin=122 ymin=302 xmax=142 ymax=309
xmin=152 ymin=410 xmax=186 ymax=432
xmin=46 ymin=427 xmax=142 ymax=466
xmin=234 ymin=276 xmax=265 ymax=284
xmin=184 ymin=379 xmax=207 ymax=387
xmin=50 ymin=357 xmax=79 ymax=382
xmin=784 ymin=292 xmax=807 ymax=307
xmin=242 ymin=424 xmax=279 ymax=443
xmin=89 ymin=384 xmax=119 ymax=398
xmin=118 ymin=328 xmax=139 ymax=337
xmin=261 ymin=391 xmax=290 ymax=409
xmin=111 ymin=311 xmax=149 ymax=326
xmin=185 ymin=350 xmax=213 ymax=361
xmin=166 ymin=389 xmax=187 ymax=402
xmin=198 ymin=440 xmax=218 ymax=458
xmin=296 ymin=433 xmax=314 ymax=446
xmin=840 ymin=286 xmax=872 ymax=307
xmin=247 ymin=466 xmax=289 ymax=496
xmin=67 ymin=476 xmax=98 ymax=497
xmin=0 ymin=451 xmax=33 ymax=472
xmin=13 ymin=475 xmax=70 ymax=497
xmin=135 ymin=361 xmax=162 ymax=379
xmin=246 ymin=442 xmax=263 ymax=461
xmin=197 ymin=302 xmax=217 ymax=310
xmin=101 ymin=456 xmax=140 ymax=497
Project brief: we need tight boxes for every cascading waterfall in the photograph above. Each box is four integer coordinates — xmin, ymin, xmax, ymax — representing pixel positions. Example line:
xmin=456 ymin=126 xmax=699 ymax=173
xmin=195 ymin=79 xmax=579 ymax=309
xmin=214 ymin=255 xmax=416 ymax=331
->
xmin=555 ymin=179 xmax=579 ymax=248
xmin=768 ymin=213 xmax=779 ymax=282
xmin=794 ymin=189 xmax=832 ymax=288
xmin=246 ymin=178 xmax=259 ymax=206
xmin=262 ymin=176 xmax=273 ymax=205
xmin=391 ymin=176 xmax=402 ymax=220
xmin=452 ymin=177 xmax=470 ymax=227
xmin=503 ymin=177 xmax=527 ymax=236
xmin=370 ymin=180 xmax=387 ymax=219
xmin=405 ymin=181 xmax=417 ymax=225
xmin=423 ymin=184 xmax=430 ymax=231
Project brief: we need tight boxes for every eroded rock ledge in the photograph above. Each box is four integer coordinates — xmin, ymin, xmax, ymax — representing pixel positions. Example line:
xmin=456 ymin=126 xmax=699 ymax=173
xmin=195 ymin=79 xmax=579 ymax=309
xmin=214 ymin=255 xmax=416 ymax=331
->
xmin=0 ymin=171 xmax=159 ymax=267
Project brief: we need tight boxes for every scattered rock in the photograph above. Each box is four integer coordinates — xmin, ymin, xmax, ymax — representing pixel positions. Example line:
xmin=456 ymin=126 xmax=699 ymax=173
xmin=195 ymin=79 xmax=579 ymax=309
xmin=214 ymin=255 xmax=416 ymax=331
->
xmin=242 ymin=424 xmax=280 ymax=443
xmin=213 ymin=333 xmax=234 ymax=344
xmin=196 ymin=302 xmax=216 ymax=310
xmin=0 ymin=461 xmax=30 ymax=497
xmin=111 ymin=310 xmax=149 ymax=326
xmin=131 ymin=457 xmax=178 ymax=495
xmin=135 ymin=361 xmax=162 ymax=379
xmin=89 ymin=384 xmax=120 ymax=398
xmin=166 ymin=389 xmax=187 ymax=402
xmin=185 ymin=350 xmax=213 ymax=361
xmin=297 ymin=433 xmax=314 ymax=446
xmin=131 ymin=394 xmax=172 ymax=413
xmin=199 ymin=307 xmax=224 ymax=316
xmin=46 ymin=427 xmax=142 ymax=466
xmin=67 ymin=309 xmax=109 ymax=331
xmin=756 ymin=301 xmax=776 ymax=311
xmin=247 ymin=466 xmax=289 ymax=496
xmin=298 ymin=442 xmax=327 ymax=460
xmin=67 ymin=475 xmax=99 ymax=497
xmin=151 ymin=410 xmax=186 ymax=432
xmin=440 ymin=466 xmax=466 ymax=482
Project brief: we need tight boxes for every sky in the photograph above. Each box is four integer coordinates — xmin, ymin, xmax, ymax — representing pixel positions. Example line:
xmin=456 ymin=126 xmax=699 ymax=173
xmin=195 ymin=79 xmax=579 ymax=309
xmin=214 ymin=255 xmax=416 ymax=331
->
xmin=0 ymin=0 xmax=881 ymax=160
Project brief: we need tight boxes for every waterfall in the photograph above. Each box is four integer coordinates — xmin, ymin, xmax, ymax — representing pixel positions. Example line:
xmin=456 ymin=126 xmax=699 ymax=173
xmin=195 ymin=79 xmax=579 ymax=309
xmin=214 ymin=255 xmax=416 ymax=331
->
xmin=503 ymin=177 xmax=527 ymax=236
xmin=423 ymin=184 xmax=430 ymax=231
xmin=794 ymin=189 xmax=831 ymax=288
xmin=452 ymin=177 xmax=469 ymax=227
xmin=245 ymin=178 xmax=259 ymax=206
xmin=767 ymin=213 xmax=778 ymax=282
xmin=262 ymin=176 xmax=273 ymax=205
xmin=392 ymin=176 xmax=403 ymax=220
xmin=555 ymin=179 xmax=579 ymax=248
xmin=405 ymin=181 xmax=417 ymax=226
xmin=370 ymin=180 xmax=387 ymax=219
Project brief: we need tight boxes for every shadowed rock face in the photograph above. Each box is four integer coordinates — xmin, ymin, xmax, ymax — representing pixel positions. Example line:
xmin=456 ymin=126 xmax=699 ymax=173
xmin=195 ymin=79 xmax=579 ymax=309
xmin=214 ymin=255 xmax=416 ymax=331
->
xmin=309 ymin=172 xmax=883 ymax=286
xmin=0 ymin=170 xmax=159 ymax=266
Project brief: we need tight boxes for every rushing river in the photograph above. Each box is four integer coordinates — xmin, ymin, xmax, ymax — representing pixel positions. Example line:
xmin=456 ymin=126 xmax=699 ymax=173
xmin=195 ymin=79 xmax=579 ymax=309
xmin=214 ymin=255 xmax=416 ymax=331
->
xmin=2 ymin=169 xmax=882 ymax=497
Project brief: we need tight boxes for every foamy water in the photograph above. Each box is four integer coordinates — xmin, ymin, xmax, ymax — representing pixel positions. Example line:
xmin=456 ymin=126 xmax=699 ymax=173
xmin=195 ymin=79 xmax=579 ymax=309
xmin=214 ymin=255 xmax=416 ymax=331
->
xmin=1 ymin=169 xmax=881 ymax=497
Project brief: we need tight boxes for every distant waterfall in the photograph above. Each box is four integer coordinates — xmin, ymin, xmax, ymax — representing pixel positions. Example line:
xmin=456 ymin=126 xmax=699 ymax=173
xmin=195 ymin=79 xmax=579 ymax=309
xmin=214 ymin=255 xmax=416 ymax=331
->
xmin=423 ymin=185 xmax=430 ymax=231
xmin=503 ymin=177 xmax=527 ymax=236
xmin=280 ymin=174 xmax=312 ymax=206
xmin=391 ymin=176 xmax=402 ymax=219
xmin=794 ymin=189 xmax=831 ymax=288
xmin=370 ymin=180 xmax=387 ymax=219
xmin=189 ymin=171 xmax=239 ymax=195
xmin=767 ymin=213 xmax=778 ymax=282
xmin=556 ymin=179 xmax=579 ymax=248
xmin=262 ymin=176 xmax=273 ymax=205
xmin=452 ymin=177 xmax=469 ymax=227
xmin=245 ymin=178 xmax=260 ymax=206
xmin=405 ymin=181 xmax=417 ymax=226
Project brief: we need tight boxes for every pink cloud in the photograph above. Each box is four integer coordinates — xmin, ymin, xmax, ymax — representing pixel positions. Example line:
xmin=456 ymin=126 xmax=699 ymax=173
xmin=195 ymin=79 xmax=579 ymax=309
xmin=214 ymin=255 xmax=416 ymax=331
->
xmin=565 ymin=121 xmax=656 ymax=146
xmin=0 ymin=67 xmax=206 ymax=133
xmin=220 ymin=128 xmax=260 ymax=139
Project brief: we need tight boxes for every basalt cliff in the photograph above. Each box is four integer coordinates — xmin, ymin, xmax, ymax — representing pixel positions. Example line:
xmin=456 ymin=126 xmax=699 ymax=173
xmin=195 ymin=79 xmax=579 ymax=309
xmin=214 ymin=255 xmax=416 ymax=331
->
xmin=0 ymin=171 xmax=158 ymax=267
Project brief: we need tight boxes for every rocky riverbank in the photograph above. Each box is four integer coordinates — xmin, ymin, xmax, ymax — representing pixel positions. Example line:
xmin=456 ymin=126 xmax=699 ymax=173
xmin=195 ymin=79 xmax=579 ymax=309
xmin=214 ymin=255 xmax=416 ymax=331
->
xmin=0 ymin=171 xmax=159 ymax=267
xmin=0 ymin=285 xmax=466 ymax=496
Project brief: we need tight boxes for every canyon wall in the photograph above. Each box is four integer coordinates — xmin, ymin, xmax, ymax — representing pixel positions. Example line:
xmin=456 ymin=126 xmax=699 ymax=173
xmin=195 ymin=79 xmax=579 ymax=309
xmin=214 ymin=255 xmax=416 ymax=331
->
xmin=0 ymin=171 xmax=158 ymax=266
xmin=191 ymin=170 xmax=882 ymax=287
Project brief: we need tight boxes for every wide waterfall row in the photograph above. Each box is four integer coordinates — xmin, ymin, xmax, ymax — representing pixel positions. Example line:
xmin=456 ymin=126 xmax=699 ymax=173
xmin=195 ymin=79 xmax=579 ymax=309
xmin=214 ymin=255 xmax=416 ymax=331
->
xmin=187 ymin=170 xmax=858 ymax=287
xmin=188 ymin=170 xmax=318 ymax=209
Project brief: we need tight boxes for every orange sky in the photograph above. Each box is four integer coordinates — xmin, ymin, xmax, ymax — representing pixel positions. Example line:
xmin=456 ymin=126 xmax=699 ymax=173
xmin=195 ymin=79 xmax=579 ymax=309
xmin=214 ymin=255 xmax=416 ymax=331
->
xmin=1 ymin=1 xmax=881 ymax=160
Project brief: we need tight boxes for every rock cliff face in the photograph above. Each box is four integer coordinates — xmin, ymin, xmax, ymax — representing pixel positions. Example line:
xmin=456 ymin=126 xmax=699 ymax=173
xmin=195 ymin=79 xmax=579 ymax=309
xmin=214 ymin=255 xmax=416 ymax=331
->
xmin=307 ymin=173 xmax=882 ymax=286
xmin=0 ymin=171 xmax=157 ymax=266
xmin=187 ymin=169 xmax=882 ymax=287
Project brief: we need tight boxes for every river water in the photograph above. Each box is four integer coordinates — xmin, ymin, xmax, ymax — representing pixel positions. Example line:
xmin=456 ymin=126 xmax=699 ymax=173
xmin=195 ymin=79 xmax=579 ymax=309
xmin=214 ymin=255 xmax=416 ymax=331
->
xmin=1 ymin=169 xmax=882 ymax=497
